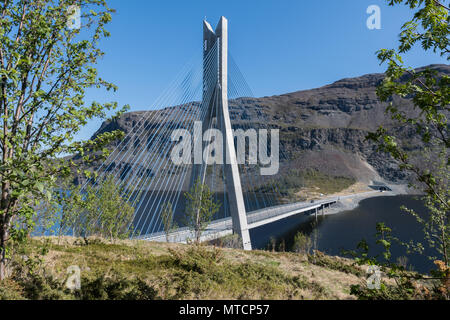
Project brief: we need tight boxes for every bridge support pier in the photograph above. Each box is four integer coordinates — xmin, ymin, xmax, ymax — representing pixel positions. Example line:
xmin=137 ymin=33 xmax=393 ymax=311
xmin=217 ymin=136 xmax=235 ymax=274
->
xmin=202 ymin=17 xmax=252 ymax=250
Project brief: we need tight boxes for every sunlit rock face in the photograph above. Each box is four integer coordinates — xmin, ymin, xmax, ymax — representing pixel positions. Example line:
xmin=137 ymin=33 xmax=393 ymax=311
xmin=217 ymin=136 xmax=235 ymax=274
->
xmin=74 ymin=64 xmax=449 ymax=186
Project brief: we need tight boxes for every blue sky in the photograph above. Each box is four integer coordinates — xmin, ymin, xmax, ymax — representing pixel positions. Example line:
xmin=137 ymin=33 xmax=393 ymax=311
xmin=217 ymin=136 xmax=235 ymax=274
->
xmin=79 ymin=0 xmax=447 ymax=140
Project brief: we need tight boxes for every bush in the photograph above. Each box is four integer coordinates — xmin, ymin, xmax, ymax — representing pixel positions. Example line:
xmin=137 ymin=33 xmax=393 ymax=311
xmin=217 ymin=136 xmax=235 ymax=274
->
xmin=77 ymin=176 xmax=135 ymax=241
xmin=213 ymin=234 xmax=243 ymax=249
xmin=1 ymin=272 xmax=158 ymax=300
xmin=184 ymin=179 xmax=220 ymax=243
xmin=308 ymin=251 xmax=364 ymax=277
xmin=0 ymin=279 xmax=26 ymax=300
xmin=169 ymin=245 xmax=223 ymax=274
xmin=292 ymin=232 xmax=312 ymax=255
xmin=78 ymin=274 xmax=158 ymax=300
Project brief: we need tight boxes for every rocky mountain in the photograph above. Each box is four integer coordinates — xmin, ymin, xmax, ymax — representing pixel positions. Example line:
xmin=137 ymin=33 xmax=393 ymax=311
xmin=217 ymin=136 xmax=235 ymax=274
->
xmin=85 ymin=64 xmax=449 ymax=192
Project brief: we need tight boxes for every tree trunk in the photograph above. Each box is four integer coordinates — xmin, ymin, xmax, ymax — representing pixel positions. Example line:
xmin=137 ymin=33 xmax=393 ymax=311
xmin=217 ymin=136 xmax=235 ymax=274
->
xmin=441 ymin=224 xmax=448 ymax=267
xmin=0 ymin=216 xmax=10 ymax=281
xmin=195 ymin=209 xmax=200 ymax=243
xmin=0 ymin=181 xmax=10 ymax=280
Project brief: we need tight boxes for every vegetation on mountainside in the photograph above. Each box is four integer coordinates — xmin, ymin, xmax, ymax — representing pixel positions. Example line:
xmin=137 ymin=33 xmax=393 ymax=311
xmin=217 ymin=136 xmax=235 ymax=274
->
xmin=256 ymin=169 xmax=356 ymax=201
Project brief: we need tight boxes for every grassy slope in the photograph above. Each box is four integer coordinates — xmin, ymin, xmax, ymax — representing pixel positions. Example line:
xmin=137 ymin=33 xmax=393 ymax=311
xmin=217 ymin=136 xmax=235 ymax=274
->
xmin=1 ymin=237 xmax=368 ymax=300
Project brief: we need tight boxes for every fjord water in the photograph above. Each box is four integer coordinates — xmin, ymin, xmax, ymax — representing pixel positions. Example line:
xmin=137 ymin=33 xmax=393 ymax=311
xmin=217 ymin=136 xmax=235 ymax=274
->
xmin=250 ymin=195 xmax=438 ymax=274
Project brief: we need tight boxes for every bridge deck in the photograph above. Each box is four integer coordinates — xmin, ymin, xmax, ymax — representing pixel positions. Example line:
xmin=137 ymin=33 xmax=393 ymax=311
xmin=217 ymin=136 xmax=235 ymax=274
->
xmin=138 ymin=196 xmax=347 ymax=244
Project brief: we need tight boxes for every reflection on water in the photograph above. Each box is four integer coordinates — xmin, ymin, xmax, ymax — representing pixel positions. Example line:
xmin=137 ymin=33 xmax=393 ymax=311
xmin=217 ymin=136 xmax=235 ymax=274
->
xmin=250 ymin=195 xmax=438 ymax=274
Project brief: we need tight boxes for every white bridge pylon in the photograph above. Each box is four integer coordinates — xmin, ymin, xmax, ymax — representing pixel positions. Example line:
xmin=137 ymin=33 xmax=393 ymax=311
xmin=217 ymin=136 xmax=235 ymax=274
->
xmin=201 ymin=17 xmax=252 ymax=250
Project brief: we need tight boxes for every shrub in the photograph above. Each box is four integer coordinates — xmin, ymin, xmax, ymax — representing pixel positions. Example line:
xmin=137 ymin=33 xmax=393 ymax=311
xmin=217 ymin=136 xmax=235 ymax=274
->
xmin=184 ymin=179 xmax=220 ymax=243
xmin=214 ymin=234 xmax=243 ymax=249
xmin=292 ymin=232 xmax=312 ymax=255
xmin=78 ymin=274 xmax=158 ymax=300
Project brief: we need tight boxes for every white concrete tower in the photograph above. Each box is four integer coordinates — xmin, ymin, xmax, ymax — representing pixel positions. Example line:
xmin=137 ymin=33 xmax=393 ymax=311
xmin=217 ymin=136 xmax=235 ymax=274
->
xmin=203 ymin=17 xmax=252 ymax=250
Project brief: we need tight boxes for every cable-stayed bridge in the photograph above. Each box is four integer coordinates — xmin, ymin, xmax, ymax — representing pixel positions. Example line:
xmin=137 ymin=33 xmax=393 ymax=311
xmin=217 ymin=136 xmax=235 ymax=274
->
xmin=82 ymin=17 xmax=339 ymax=250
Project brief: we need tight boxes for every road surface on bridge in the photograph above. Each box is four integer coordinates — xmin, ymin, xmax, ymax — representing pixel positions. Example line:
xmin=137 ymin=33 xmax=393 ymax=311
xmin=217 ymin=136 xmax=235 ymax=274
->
xmin=138 ymin=190 xmax=384 ymax=244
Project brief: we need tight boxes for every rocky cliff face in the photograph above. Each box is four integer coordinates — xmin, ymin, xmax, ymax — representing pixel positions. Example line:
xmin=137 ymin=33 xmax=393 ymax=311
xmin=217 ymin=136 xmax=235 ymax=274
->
xmin=228 ymin=64 xmax=449 ymax=183
xmin=85 ymin=64 xmax=449 ymax=187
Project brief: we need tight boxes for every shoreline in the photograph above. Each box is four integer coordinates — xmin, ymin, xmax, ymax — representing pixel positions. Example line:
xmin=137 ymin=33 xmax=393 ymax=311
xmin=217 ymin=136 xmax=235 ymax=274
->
xmin=323 ymin=191 xmax=394 ymax=216
xmin=321 ymin=183 xmax=410 ymax=217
